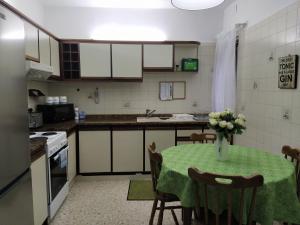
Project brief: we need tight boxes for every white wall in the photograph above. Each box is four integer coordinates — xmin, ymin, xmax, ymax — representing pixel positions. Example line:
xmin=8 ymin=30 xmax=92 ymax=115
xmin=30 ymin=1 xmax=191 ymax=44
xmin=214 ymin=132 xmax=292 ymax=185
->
xmin=235 ymin=1 xmax=300 ymax=154
xmin=223 ymin=0 xmax=298 ymax=32
xmin=3 ymin=0 xmax=45 ymax=25
xmin=44 ymin=7 xmax=223 ymax=42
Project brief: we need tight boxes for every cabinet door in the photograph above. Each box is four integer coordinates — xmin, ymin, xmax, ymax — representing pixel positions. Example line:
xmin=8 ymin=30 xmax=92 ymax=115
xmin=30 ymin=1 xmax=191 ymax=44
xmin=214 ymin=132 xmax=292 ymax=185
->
xmin=143 ymin=44 xmax=173 ymax=69
xmin=145 ymin=130 xmax=175 ymax=171
xmin=79 ymin=131 xmax=111 ymax=173
xmin=38 ymin=30 xmax=50 ymax=66
xmin=50 ymin=37 xmax=60 ymax=76
xmin=31 ymin=155 xmax=48 ymax=225
xmin=24 ymin=22 xmax=39 ymax=61
xmin=112 ymin=44 xmax=142 ymax=78
xmin=113 ymin=130 xmax=143 ymax=172
xmin=67 ymin=132 xmax=76 ymax=182
xmin=80 ymin=43 xmax=111 ymax=78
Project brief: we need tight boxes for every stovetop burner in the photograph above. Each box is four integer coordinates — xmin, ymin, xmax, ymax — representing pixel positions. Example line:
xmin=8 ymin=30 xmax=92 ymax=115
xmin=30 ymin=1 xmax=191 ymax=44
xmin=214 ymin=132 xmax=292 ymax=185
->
xmin=29 ymin=132 xmax=36 ymax=135
xmin=42 ymin=132 xmax=58 ymax=136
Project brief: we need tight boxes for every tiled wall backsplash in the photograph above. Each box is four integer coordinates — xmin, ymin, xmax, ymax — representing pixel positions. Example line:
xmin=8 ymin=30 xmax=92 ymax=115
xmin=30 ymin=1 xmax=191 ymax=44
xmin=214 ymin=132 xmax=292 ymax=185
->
xmin=235 ymin=1 xmax=300 ymax=154
xmin=46 ymin=44 xmax=215 ymax=115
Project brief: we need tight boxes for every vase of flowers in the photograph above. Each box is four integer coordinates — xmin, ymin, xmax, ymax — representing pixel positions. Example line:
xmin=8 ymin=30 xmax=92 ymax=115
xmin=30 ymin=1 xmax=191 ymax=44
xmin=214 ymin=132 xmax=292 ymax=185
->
xmin=209 ymin=109 xmax=246 ymax=161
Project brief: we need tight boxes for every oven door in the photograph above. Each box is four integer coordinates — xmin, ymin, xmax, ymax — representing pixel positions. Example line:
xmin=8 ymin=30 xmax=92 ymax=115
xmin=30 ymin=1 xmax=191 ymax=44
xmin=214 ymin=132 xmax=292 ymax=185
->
xmin=48 ymin=145 xmax=68 ymax=202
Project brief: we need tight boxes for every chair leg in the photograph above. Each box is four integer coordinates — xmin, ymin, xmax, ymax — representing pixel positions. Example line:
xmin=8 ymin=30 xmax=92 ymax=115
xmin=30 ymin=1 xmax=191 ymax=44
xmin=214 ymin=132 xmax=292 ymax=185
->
xmin=149 ymin=198 xmax=158 ymax=225
xmin=157 ymin=201 xmax=165 ymax=225
xmin=171 ymin=209 xmax=180 ymax=225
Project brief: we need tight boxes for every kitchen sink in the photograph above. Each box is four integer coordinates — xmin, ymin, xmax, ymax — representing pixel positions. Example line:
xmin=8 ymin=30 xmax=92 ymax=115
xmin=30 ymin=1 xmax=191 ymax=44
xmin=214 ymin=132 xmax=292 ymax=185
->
xmin=136 ymin=114 xmax=196 ymax=123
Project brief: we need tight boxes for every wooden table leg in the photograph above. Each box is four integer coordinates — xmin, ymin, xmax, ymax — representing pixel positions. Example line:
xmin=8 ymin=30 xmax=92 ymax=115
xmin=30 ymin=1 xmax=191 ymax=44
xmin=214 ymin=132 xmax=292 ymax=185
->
xmin=183 ymin=207 xmax=193 ymax=225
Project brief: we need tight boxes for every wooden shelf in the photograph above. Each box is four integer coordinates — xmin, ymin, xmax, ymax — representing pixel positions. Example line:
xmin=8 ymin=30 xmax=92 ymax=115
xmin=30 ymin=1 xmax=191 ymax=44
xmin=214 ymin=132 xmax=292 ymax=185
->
xmin=61 ymin=43 xmax=81 ymax=79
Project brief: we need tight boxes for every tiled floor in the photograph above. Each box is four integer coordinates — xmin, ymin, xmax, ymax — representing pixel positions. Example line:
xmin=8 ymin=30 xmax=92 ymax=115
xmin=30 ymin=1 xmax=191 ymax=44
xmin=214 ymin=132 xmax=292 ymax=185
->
xmin=50 ymin=175 xmax=183 ymax=225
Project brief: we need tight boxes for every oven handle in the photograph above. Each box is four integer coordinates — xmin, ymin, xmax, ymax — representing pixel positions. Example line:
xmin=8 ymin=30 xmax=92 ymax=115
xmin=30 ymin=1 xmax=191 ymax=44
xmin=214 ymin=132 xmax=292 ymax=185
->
xmin=53 ymin=154 xmax=60 ymax=161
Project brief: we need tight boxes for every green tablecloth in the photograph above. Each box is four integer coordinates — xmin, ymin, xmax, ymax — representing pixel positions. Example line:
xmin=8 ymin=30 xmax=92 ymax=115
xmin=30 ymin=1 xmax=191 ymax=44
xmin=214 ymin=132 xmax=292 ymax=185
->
xmin=157 ymin=144 xmax=300 ymax=225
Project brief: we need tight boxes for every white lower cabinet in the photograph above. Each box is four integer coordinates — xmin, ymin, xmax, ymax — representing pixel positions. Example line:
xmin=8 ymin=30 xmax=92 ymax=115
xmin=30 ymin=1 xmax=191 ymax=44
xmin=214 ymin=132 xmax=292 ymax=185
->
xmin=67 ymin=132 xmax=76 ymax=182
xmin=79 ymin=131 xmax=111 ymax=173
xmin=144 ymin=130 xmax=176 ymax=171
xmin=113 ymin=130 xmax=143 ymax=172
xmin=31 ymin=155 xmax=48 ymax=225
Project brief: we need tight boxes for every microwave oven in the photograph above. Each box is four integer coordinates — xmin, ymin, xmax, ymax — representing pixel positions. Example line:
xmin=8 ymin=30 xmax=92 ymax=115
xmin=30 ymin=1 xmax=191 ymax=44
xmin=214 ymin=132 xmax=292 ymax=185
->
xmin=37 ymin=104 xmax=75 ymax=123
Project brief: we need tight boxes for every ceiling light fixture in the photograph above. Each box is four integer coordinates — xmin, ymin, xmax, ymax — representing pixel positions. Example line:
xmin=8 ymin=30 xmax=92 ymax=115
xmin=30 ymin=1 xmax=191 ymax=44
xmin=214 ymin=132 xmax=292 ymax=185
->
xmin=171 ymin=0 xmax=225 ymax=10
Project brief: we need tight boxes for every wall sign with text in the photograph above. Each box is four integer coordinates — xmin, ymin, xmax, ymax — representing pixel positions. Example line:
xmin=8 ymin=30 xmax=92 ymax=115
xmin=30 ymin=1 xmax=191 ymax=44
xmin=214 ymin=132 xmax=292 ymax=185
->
xmin=278 ymin=55 xmax=298 ymax=89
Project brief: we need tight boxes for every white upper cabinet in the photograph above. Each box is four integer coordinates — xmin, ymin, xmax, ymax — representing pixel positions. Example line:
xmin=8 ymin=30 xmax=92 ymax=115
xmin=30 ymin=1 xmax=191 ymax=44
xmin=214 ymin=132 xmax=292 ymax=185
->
xmin=50 ymin=37 xmax=60 ymax=76
xmin=24 ymin=21 xmax=39 ymax=61
xmin=80 ymin=43 xmax=111 ymax=78
xmin=112 ymin=44 xmax=142 ymax=78
xmin=143 ymin=44 xmax=174 ymax=69
xmin=38 ymin=30 xmax=51 ymax=66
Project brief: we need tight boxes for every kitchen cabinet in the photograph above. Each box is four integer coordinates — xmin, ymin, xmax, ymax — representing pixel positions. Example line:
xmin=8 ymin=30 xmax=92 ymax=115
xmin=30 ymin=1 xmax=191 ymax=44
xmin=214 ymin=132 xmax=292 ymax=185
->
xmin=177 ymin=129 xmax=203 ymax=137
xmin=79 ymin=131 xmax=111 ymax=173
xmin=50 ymin=37 xmax=60 ymax=76
xmin=67 ymin=132 xmax=76 ymax=183
xmin=113 ymin=130 xmax=143 ymax=172
xmin=80 ymin=43 xmax=111 ymax=78
xmin=144 ymin=130 xmax=176 ymax=171
xmin=24 ymin=21 xmax=39 ymax=61
xmin=143 ymin=44 xmax=174 ymax=70
xmin=31 ymin=155 xmax=48 ymax=225
xmin=112 ymin=44 xmax=142 ymax=78
xmin=38 ymin=30 xmax=51 ymax=66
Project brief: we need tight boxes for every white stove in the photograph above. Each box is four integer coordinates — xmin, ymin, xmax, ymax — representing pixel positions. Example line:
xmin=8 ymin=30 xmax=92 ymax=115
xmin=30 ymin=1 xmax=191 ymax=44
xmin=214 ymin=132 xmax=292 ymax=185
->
xmin=30 ymin=131 xmax=69 ymax=220
xmin=30 ymin=131 xmax=68 ymax=157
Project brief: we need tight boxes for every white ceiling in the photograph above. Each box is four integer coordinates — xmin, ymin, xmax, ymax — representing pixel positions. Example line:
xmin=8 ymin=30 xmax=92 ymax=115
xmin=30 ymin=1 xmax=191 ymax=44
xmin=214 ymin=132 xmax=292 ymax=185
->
xmin=39 ymin=0 xmax=234 ymax=9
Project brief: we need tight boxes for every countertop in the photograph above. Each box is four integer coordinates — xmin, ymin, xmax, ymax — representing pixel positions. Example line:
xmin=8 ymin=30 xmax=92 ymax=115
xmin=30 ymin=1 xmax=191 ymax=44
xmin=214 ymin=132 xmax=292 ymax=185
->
xmin=30 ymin=137 xmax=47 ymax=163
xmin=31 ymin=114 xmax=209 ymax=134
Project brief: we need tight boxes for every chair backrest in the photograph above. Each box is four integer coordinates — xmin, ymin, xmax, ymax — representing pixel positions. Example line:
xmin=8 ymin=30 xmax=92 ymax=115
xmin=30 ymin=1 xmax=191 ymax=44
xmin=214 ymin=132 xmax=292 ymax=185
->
xmin=281 ymin=145 xmax=300 ymax=198
xmin=190 ymin=133 xmax=217 ymax=144
xmin=148 ymin=142 xmax=163 ymax=193
xmin=188 ymin=167 xmax=264 ymax=225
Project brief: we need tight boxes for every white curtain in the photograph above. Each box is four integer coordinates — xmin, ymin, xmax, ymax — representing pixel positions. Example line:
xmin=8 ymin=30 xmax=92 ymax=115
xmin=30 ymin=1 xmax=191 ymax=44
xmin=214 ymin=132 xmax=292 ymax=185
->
xmin=212 ymin=29 xmax=237 ymax=112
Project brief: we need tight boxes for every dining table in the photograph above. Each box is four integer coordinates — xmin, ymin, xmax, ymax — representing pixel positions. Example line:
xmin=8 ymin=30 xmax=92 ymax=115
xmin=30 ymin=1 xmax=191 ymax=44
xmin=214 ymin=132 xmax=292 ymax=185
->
xmin=156 ymin=144 xmax=300 ymax=225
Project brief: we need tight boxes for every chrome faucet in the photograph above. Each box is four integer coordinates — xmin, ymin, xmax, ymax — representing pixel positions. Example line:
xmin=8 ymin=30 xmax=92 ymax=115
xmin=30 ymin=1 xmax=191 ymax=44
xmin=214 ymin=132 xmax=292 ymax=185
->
xmin=146 ymin=109 xmax=156 ymax=117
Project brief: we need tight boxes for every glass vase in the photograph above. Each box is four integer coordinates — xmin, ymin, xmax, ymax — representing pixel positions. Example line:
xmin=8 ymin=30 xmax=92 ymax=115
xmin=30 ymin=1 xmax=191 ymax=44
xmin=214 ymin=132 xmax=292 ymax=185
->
xmin=215 ymin=133 xmax=229 ymax=161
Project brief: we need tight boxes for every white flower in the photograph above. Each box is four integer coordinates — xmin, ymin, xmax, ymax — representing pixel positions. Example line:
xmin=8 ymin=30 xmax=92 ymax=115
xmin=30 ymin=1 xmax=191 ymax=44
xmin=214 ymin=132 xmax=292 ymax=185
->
xmin=209 ymin=112 xmax=215 ymax=118
xmin=219 ymin=121 xmax=227 ymax=128
xmin=214 ymin=112 xmax=221 ymax=118
xmin=227 ymin=122 xmax=234 ymax=130
xmin=238 ymin=113 xmax=246 ymax=121
xmin=209 ymin=119 xmax=218 ymax=126
xmin=235 ymin=118 xmax=245 ymax=127
xmin=221 ymin=111 xmax=227 ymax=117
xmin=209 ymin=112 xmax=220 ymax=119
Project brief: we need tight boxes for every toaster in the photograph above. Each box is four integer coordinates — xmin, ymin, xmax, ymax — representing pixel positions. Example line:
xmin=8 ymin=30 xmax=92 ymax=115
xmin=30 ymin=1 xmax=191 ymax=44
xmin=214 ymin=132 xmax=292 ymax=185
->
xmin=28 ymin=112 xmax=43 ymax=128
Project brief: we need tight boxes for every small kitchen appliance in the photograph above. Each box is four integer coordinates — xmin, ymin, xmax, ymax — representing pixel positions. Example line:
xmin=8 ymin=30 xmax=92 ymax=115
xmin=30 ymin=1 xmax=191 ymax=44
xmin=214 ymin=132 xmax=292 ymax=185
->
xmin=37 ymin=103 xmax=75 ymax=123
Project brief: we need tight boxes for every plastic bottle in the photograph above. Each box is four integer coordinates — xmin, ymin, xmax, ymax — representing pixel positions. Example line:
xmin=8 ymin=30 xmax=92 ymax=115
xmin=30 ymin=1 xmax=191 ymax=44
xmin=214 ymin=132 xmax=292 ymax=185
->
xmin=74 ymin=107 xmax=79 ymax=121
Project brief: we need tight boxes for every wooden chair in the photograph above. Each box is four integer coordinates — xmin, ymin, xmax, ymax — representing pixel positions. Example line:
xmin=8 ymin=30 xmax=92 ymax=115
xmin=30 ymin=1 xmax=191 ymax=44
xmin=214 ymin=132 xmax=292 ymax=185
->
xmin=190 ymin=133 xmax=217 ymax=144
xmin=281 ymin=145 xmax=300 ymax=198
xmin=188 ymin=167 xmax=264 ymax=225
xmin=148 ymin=142 xmax=182 ymax=225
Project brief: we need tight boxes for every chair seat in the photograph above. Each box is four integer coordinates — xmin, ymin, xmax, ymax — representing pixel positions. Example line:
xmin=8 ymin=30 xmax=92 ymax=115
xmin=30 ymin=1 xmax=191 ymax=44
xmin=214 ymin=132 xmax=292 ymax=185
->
xmin=156 ymin=192 xmax=180 ymax=202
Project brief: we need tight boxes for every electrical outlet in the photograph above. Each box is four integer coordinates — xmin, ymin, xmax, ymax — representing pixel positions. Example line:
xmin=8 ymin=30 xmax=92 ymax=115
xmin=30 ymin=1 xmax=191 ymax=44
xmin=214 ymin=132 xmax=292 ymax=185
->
xmin=124 ymin=102 xmax=130 ymax=108
xmin=282 ymin=109 xmax=290 ymax=120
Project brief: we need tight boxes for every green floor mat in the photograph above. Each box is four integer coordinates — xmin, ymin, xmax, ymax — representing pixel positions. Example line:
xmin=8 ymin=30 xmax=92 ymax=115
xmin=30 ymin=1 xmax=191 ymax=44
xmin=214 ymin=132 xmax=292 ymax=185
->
xmin=127 ymin=180 xmax=155 ymax=201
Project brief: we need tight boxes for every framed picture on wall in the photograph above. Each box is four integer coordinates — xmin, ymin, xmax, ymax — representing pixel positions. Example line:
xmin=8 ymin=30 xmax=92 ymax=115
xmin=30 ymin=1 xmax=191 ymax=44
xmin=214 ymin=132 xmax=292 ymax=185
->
xmin=278 ymin=55 xmax=298 ymax=89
